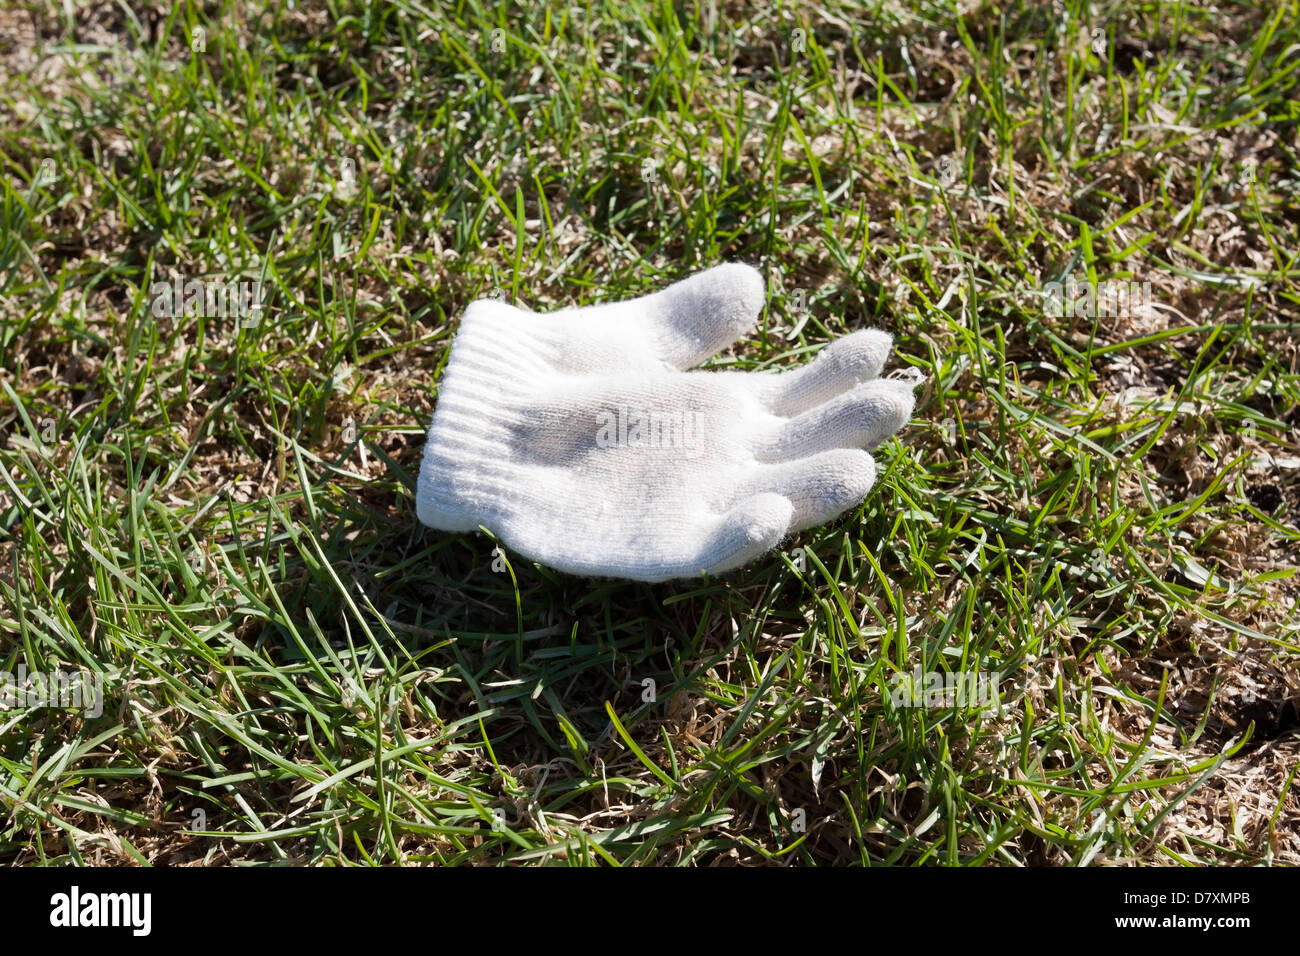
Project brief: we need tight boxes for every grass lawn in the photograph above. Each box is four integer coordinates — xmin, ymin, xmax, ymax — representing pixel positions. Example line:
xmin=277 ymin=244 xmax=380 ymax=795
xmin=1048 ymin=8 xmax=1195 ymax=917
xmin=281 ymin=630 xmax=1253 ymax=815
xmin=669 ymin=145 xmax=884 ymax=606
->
xmin=1 ymin=0 xmax=1297 ymax=865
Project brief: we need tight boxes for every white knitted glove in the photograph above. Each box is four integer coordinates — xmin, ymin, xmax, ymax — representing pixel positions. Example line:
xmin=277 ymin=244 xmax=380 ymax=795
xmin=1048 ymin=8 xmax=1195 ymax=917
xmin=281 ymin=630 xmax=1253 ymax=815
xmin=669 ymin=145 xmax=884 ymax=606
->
xmin=416 ymin=264 xmax=915 ymax=582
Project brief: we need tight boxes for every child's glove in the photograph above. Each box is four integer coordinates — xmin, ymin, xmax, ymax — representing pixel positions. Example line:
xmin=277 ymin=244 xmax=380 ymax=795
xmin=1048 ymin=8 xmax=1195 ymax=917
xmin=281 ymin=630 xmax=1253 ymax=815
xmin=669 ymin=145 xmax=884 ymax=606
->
xmin=416 ymin=264 xmax=915 ymax=582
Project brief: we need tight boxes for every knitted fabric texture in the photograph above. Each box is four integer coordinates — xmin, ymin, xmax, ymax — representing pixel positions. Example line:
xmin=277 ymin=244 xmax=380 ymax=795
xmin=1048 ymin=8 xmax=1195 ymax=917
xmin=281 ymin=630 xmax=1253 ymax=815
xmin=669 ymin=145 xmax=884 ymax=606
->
xmin=416 ymin=263 xmax=915 ymax=582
